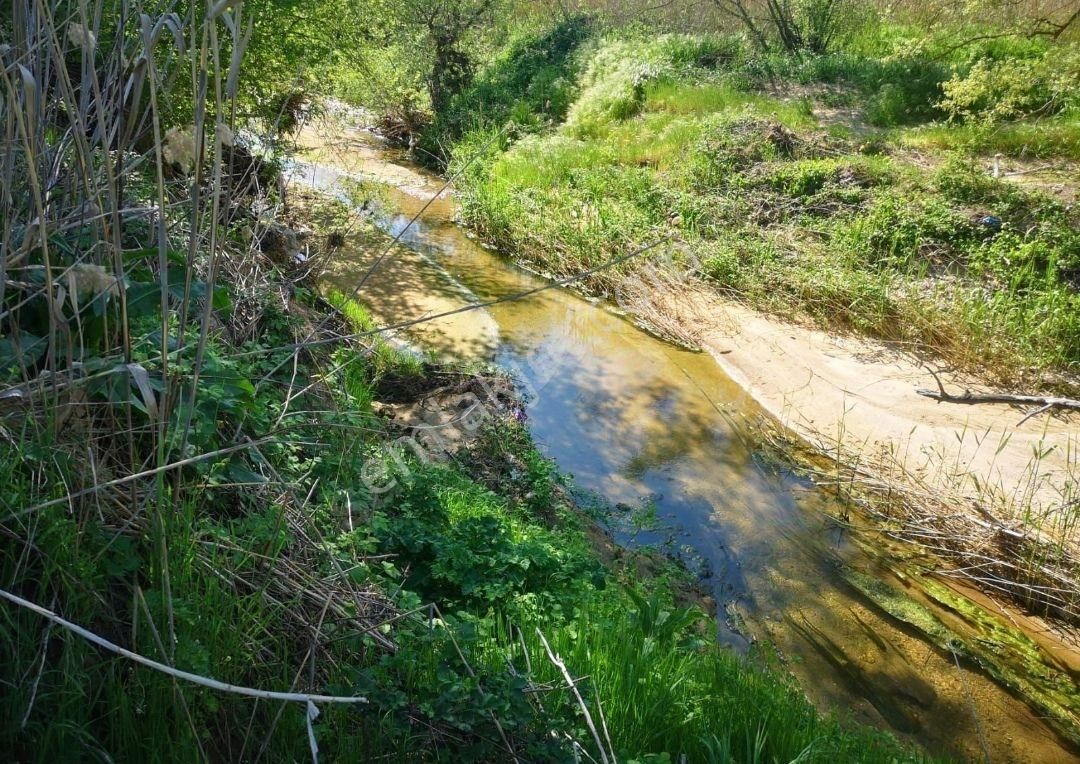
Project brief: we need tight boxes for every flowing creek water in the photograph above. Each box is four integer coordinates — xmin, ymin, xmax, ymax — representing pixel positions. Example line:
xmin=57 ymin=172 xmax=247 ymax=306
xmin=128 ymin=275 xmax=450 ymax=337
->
xmin=291 ymin=123 xmax=1080 ymax=763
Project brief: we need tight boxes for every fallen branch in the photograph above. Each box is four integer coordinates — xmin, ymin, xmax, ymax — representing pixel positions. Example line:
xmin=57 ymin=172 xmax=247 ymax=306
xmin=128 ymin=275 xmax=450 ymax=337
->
xmin=536 ymin=628 xmax=615 ymax=764
xmin=0 ymin=588 xmax=369 ymax=706
xmin=1003 ymin=163 xmax=1062 ymax=177
xmin=916 ymin=371 xmax=1080 ymax=423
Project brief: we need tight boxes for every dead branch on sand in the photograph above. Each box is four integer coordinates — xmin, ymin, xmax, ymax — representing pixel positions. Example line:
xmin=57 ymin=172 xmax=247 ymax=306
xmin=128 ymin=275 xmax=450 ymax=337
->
xmin=917 ymin=367 xmax=1080 ymax=424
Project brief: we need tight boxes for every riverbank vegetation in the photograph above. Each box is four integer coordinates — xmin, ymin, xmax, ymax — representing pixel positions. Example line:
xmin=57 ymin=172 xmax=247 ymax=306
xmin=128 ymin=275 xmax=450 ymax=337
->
xmin=299 ymin=0 xmax=1080 ymax=735
xmin=347 ymin=0 xmax=1080 ymax=626
xmin=434 ymin=12 xmax=1080 ymax=393
xmin=0 ymin=3 xmax=938 ymax=760
xmin=419 ymin=8 xmax=1080 ymax=626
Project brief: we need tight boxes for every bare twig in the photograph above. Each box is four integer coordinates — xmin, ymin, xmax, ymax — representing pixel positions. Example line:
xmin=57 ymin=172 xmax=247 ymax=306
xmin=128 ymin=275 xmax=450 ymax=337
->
xmin=19 ymin=612 xmax=52 ymax=729
xmin=951 ymin=649 xmax=993 ymax=764
xmin=916 ymin=386 xmax=1080 ymax=419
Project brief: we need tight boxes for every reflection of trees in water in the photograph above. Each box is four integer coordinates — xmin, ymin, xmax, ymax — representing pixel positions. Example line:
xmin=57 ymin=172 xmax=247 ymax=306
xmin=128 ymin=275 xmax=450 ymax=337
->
xmin=310 ymin=142 xmax=1069 ymax=763
xmin=621 ymin=382 xmax=725 ymax=480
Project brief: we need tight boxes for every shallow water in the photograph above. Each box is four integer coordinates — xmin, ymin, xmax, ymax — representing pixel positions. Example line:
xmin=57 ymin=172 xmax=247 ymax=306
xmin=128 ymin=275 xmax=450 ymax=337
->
xmin=292 ymin=124 xmax=1080 ymax=763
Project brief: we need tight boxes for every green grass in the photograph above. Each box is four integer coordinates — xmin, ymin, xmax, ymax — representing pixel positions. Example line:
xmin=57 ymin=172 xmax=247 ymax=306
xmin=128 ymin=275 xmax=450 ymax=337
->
xmin=452 ymin=32 xmax=1080 ymax=389
xmin=0 ymin=340 xmax=928 ymax=762
xmin=512 ymin=598 xmax=923 ymax=762
xmin=324 ymin=287 xmax=427 ymax=385
xmin=0 ymin=167 xmax=925 ymax=759
xmin=646 ymin=78 xmax=817 ymax=126
xmin=901 ymin=118 xmax=1080 ymax=160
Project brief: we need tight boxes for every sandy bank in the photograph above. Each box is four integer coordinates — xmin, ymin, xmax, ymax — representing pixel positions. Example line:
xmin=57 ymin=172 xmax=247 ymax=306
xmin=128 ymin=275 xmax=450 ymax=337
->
xmin=698 ymin=296 xmax=1077 ymax=518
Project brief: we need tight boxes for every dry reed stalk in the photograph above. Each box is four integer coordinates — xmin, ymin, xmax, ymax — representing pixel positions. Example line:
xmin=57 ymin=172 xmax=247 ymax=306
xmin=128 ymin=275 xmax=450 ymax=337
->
xmin=1 ymin=7 xmax=408 ymax=753
xmin=759 ymin=420 xmax=1080 ymax=624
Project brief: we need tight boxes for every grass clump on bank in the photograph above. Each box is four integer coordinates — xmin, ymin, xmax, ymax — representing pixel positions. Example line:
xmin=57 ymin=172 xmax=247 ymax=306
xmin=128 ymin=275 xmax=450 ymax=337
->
xmin=1 ymin=273 xmax=926 ymax=762
xmin=447 ymin=27 xmax=1080 ymax=389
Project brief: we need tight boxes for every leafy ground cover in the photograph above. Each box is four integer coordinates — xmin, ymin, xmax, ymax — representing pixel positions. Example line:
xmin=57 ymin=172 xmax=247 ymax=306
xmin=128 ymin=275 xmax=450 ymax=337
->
xmin=0 ymin=218 xmax=926 ymax=762
xmin=0 ymin=14 xmax=923 ymax=747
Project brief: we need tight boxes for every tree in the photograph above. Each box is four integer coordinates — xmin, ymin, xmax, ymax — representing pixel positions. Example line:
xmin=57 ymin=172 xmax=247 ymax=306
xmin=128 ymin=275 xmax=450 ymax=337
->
xmin=372 ymin=0 xmax=502 ymax=116
xmin=710 ymin=0 xmax=847 ymax=56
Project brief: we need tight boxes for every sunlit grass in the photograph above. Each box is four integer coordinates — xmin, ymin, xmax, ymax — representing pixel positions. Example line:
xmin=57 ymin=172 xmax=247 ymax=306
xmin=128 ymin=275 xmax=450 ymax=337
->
xmin=901 ymin=118 xmax=1080 ymax=160
xmin=646 ymin=79 xmax=817 ymax=128
xmin=460 ymin=35 xmax=1080 ymax=390
xmin=324 ymin=288 xmax=426 ymax=381
xmin=504 ymin=597 xmax=930 ymax=763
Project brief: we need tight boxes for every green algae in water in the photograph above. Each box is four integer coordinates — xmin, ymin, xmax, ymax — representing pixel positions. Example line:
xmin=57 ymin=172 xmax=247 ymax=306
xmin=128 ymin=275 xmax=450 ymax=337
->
xmin=844 ymin=569 xmax=957 ymax=646
xmin=920 ymin=577 xmax=1080 ymax=736
xmin=843 ymin=567 xmax=1080 ymax=748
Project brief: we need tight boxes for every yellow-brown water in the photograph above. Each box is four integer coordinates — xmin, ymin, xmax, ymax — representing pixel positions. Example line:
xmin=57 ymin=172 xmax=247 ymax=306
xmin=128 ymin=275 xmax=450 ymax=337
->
xmin=292 ymin=123 xmax=1080 ymax=763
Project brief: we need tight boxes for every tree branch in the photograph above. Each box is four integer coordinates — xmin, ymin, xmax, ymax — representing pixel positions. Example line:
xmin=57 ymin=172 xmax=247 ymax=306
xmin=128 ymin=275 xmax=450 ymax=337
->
xmin=0 ymin=588 xmax=370 ymax=706
xmin=915 ymin=385 xmax=1080 ymax=423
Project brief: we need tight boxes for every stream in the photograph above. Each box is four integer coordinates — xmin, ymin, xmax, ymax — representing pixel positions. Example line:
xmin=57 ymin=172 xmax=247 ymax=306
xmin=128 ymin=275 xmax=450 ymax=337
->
xmin=291 ymin=121 xmax=1080 ymax=763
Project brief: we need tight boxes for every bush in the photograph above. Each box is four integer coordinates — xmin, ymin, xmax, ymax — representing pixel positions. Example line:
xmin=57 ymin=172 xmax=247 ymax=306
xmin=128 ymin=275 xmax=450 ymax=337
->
xmin=687 ymin=114 xmax=800 ymax=189
xmin=420 ymin=16 xmax=595 ymax=165
xmin=373 ymin=466 xmax=604 ymax=610
xmin=840 ymin=191 xmax=976 ymax=270
xmin=753 ymin=156 xmax=893 ymax=197
xmin=794 ymin=52 xmax=951 ymax=125
xmin=940 ymin=50 xmax=1080 ymax=124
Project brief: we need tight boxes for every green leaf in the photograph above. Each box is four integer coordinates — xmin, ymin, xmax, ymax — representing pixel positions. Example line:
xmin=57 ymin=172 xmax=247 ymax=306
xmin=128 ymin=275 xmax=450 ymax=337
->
xmin=0 ymin=331 xmax=47 ymax=371
xmin=227 ymin=457 xmax=269 ymax=485
xmin=212 ymin=285 xmax=233 ymax=312
xmin=123 ymin=247 xmax=188 ymax=267
xmin=125 ymin=282 xmax=163 ymax=319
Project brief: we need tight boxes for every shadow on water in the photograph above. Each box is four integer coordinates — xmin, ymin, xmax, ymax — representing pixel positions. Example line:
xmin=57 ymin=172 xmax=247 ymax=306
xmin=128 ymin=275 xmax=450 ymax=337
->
xmin=291 ymin=124 xmax=1080 ymax=763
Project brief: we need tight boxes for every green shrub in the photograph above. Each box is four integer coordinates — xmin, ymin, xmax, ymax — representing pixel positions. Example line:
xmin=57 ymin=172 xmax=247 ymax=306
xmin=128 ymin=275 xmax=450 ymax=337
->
xmin=687 ymin=114 xmax=800 ymax=190
xmin=940 ymin=50 xmax=1080 ymax=124
xmin=798 ymin=53 xmax=950 ymax=125
xmin=422 ymin=15 xmax=595 ymax=163
xmin=839 ymin=191 xmax=976 ymax=270
xmin=749 ymin=157 xmax=894 ymax=214
xmin=373 ymin=466 xmax=603 ymax=610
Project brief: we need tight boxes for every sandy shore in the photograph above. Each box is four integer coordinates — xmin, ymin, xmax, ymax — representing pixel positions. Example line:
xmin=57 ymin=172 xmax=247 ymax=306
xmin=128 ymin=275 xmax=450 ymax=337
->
xmin=699 ymin=298 xmax=1077 ymax=517
xmin=624 ymin=271 xmax=1076 ymax=527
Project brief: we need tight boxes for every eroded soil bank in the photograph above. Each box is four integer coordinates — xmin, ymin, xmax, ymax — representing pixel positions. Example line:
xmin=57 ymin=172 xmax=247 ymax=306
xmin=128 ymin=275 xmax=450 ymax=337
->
xmin=290 ymin=116 xmax=1080 ymax=763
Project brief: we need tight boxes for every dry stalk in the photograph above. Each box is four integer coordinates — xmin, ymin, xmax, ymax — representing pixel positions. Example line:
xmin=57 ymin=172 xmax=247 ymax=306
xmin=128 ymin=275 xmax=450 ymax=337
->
xmin=0 ymin=587 xmax=370 ymax=706
xmin=761 ymin=421 xmax=1080 ymax=624
xmin=535 ymin=627 xmax=616 ymax=764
